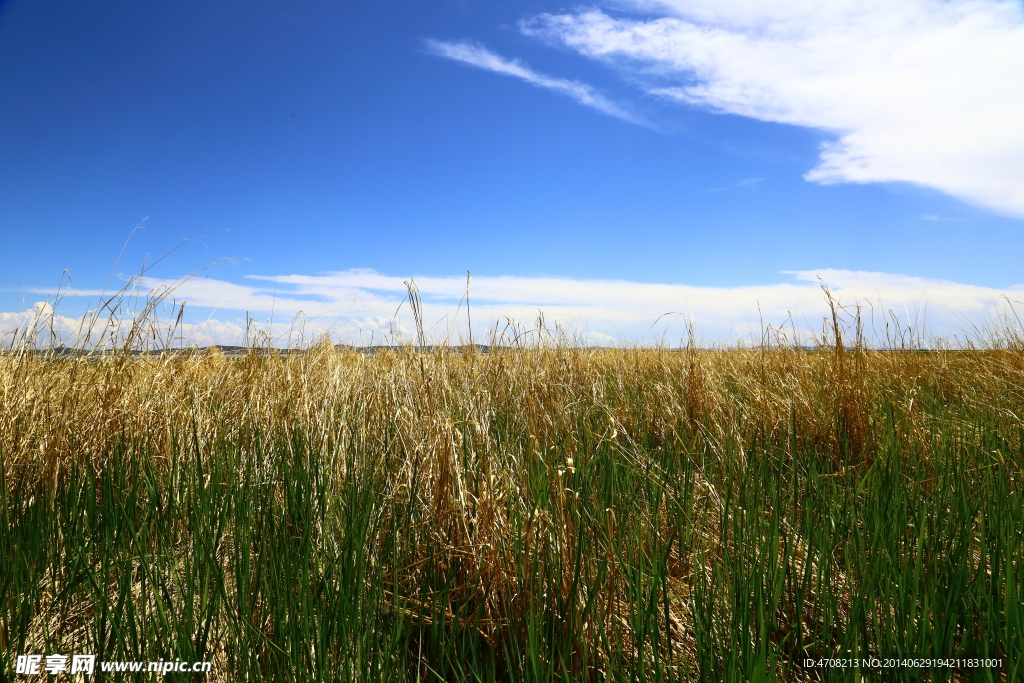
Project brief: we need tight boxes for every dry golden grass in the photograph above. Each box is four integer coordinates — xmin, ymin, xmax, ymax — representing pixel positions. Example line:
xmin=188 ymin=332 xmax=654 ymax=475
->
xmin=3 ymin=343 xmax=1021 ymax=471
xmin=2 ymin=341 xmax=1022 ymax=680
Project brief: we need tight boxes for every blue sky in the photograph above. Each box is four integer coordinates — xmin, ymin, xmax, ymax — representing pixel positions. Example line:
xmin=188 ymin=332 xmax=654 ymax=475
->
xmin=2 ymin=0 xmax=1023 ymax=345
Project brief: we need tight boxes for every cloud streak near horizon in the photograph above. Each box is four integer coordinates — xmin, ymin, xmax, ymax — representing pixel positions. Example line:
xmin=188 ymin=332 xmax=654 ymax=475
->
xmin=7 ymin=269 xmax=1024 ymax=348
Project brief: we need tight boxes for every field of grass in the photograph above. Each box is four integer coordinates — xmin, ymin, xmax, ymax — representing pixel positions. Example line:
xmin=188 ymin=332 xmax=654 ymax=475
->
xmin=1 ymin=336 xmax=1022 ymax=680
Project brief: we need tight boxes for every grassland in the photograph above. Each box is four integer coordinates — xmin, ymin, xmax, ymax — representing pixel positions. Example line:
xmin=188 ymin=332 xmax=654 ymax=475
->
xmin=1 ymin=337 xmax=1022 ymax=681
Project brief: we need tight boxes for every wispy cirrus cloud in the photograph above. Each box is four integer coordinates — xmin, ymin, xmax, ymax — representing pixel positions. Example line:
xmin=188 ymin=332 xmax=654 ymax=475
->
xmin=706 ymin=178 xmax=761 ymax=193
xmin=424 ymin=39 xmax=647 ymax=126
xmin=519 ymin=0 xmax=1024 ymax=217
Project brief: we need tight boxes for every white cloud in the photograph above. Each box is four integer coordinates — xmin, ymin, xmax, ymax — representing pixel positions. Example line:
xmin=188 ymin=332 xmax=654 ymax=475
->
xmin=520 ymin=0 xmax=1024 ymax=217
xmin=10 ymin=269 xmax=1023 ymax=347
xmin=707 ymin=177 xmax=761 ymax=193
xmin=0 ymin=301 xmax=249 ymax=349
xmin=424 ymin=39 xmax=646 ymax=125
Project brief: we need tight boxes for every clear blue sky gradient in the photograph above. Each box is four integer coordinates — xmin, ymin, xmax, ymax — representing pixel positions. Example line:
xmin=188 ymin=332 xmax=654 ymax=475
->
xmin=1 ymin=0 xmax=1021 ymax=316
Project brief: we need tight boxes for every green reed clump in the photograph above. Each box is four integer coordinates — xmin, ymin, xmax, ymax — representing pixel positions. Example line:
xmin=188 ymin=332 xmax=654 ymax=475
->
xmin=1 ymin=345 xmax=1022 ymax=681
